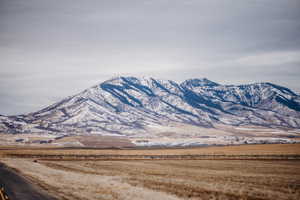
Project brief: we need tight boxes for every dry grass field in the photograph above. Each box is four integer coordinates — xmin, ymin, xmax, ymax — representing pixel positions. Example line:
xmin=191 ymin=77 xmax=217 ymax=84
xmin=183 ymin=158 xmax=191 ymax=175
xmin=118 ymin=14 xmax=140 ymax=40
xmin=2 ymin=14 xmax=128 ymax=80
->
xmin=1 ymin=144 xmax=300 ymax=200
xmin=1 ymin=143 xmax=300 ymax=157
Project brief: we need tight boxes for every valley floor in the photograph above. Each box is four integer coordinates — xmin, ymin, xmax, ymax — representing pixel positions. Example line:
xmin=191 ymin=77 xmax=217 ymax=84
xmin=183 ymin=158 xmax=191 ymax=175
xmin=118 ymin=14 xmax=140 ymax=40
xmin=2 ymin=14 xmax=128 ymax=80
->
xmin=0 ymin=144 xmax=300 ymax=200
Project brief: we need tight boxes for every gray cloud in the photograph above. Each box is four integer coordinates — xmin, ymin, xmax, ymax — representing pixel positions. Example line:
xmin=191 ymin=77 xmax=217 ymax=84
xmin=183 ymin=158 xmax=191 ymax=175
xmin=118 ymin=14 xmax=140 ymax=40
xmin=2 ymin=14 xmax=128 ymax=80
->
xmin=0 ymin=0 xmax=300 ymax=115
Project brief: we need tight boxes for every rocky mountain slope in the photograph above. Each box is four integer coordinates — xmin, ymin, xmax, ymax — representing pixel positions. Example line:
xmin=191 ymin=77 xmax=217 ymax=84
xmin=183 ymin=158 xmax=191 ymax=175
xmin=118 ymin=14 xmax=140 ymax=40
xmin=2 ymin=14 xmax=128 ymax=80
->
xmin=1 ymin=76 xmax=300 ymax=137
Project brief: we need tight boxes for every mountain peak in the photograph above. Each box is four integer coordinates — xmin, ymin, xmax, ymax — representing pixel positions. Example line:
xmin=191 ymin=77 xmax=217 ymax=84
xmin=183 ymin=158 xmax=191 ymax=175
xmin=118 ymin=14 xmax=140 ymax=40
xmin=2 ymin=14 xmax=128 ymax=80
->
xmin=101 ymin=76 xmax=176 ymax=90
xmin=102 ymin=76 xmax=155 ymax=84
xmin=181 ymin=78 xmax=220 ymax=88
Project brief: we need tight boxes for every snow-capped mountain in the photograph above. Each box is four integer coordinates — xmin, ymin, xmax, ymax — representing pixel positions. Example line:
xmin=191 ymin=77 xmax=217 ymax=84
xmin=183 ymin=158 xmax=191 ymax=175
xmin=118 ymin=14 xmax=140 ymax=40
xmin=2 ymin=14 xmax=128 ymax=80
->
xmin=1 ymin=76 xmax=300 ymax=136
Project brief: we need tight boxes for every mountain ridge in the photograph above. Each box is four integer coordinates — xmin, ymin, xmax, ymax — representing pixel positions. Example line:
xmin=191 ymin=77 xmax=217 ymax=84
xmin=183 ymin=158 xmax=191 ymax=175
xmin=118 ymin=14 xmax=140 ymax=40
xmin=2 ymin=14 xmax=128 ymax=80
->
xmin=1 ymin=76 xmax=300 ymax=136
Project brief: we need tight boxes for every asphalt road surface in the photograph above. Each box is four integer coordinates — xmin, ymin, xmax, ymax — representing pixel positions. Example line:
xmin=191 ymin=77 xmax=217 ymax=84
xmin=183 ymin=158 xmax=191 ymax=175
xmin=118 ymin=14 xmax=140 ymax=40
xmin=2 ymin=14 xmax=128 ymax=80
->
xmin=0 ymin=162 xmax=56 ymax=200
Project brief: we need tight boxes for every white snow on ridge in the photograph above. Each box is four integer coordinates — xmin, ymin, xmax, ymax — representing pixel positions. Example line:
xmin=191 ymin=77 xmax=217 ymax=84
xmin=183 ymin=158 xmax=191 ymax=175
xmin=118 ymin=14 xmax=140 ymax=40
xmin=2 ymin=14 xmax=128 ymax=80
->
xmin=1 ymin=76 xmax=300 ymax=146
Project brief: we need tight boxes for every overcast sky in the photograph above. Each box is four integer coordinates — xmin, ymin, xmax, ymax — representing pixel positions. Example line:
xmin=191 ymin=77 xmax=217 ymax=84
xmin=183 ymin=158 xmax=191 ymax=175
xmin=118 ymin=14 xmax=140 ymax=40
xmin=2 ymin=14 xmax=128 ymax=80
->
xmin=1 ymin=0 xmax=300 ymax=115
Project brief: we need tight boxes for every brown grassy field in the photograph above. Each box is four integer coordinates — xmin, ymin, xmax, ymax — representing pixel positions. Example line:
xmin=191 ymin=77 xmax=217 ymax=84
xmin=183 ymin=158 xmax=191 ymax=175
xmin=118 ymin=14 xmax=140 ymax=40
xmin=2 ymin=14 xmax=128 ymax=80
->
xmin=1 ymin=143 xmax=300 ymax=157
xmin=1 ymin=144 xmax=300 ymax=200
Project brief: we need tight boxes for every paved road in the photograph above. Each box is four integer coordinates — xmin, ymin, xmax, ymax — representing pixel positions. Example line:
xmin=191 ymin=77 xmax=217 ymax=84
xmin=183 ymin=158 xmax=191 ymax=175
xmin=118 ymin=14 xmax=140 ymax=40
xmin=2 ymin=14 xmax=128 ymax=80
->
xmin=0 ymin=162 xmax=56 ymax=200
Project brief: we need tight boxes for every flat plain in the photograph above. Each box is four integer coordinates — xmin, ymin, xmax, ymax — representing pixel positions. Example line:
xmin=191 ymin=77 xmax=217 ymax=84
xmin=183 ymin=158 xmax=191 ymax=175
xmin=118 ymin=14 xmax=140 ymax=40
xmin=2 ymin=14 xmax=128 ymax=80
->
xmin=1 ymin=144 xmax=300 ymax=200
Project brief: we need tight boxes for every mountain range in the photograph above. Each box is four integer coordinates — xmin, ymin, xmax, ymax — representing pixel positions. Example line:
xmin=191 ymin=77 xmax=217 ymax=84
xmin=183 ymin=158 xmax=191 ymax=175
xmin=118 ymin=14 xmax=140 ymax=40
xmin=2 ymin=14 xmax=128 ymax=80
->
xmin=1 ymin=76 xmax=300 ymax=140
